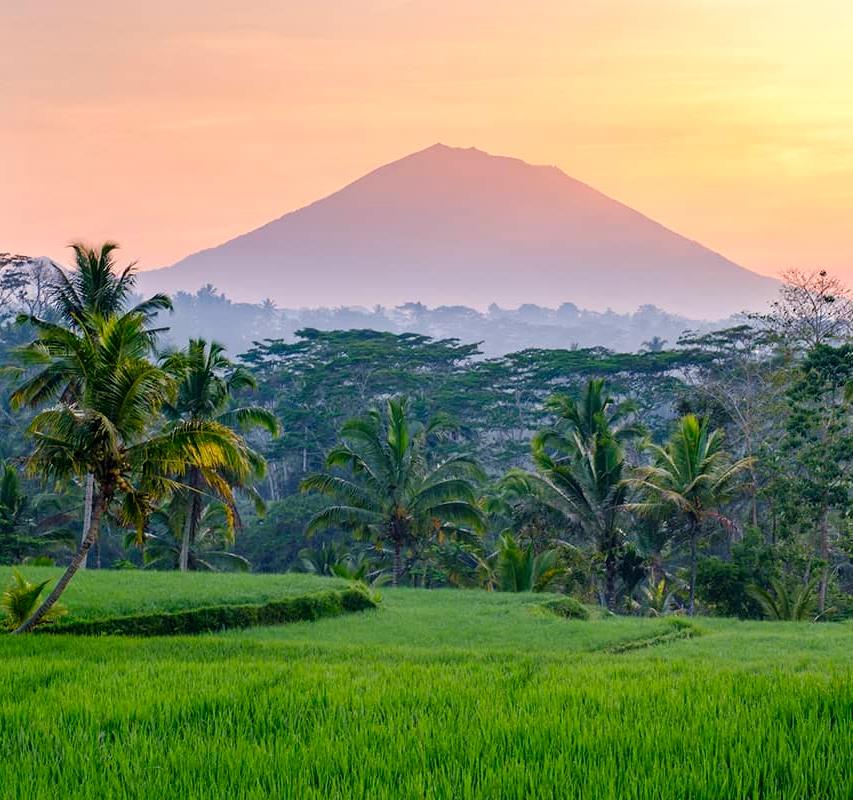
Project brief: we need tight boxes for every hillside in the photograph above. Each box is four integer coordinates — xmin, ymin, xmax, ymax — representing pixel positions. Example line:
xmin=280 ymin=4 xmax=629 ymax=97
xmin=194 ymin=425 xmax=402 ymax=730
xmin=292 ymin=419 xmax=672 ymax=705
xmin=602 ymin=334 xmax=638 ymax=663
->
xmin=142 ymin=144 xmax=779 ymax=319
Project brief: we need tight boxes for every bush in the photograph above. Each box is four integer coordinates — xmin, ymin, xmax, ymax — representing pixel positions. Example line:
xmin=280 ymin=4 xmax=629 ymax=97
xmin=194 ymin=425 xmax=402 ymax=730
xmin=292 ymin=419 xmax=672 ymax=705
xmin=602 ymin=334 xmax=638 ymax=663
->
xmin=43 ymin=586 xmax=376 ymax=637
xmin=542 ymin=596 xmax=590 ymax=620
xmin=2 ymin=569 xmax=67 ymax=631
xmin=696 ymin=531 xmax=775 ymax=618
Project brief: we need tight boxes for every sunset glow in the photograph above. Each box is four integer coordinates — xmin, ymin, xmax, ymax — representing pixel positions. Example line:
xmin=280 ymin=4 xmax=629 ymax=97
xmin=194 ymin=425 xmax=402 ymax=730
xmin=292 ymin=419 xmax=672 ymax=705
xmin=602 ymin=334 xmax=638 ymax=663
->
xmin=2 ymin=0 xmax=852 ymax=281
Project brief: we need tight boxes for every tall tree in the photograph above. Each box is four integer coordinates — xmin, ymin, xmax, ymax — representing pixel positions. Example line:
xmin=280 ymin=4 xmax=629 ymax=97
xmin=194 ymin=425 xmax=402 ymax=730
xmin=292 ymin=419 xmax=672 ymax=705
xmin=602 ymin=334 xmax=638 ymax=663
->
xmin=23 ymin=241 xmax=173 ymax=566
xmin=9 ymin=310 xmax=255 ymax=632
xmin=134 ymin=498 xmax=250 ymax=572
xmin=302 ymin=396 xmax=484 ymax=586
xmin=49 ymin=241 xmax=172 ymax=330
xmin=626 ymin=415 xmax=753 ymax=616
xmin=771 ymin=344 xmax=853 ymax=613
xmin=761 ymin=268 xmax=853 ymax=350
xmin=506 ymin=379 xmax=641 ymax=609
xmin=160 ymin=339 xmax=279 ymax=571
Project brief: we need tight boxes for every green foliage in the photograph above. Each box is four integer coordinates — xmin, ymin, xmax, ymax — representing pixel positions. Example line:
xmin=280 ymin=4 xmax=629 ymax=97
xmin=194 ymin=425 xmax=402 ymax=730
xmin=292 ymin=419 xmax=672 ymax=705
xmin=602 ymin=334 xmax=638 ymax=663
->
xmin=496 ymin=532 xmax=564 ymax=592
xmin=541 ymin=595 xmax=590 ymax=619
xmin=302 ymin=396 xmax=484 ymax=585
xmin=160 ymin=338 xmax=279 ymax=569
xmin=1 ymin=569 xmax=66 ymax=630
xmin=10 ymin=301 xmax=268 ymax=630
xmin=747 ymin=574 xmax=821 ymax=621
xmin=695 ymin=530 xmax=775 ymax=618
xmin=507 ymin=379 xmax=640 ymax=608
xmin=627 ymin=414 xmax=753 ymax=615
xmin=0 ymin=461 xmax=75 ymax=564
xmin=134 ymin=500 xmax=251 ymax=572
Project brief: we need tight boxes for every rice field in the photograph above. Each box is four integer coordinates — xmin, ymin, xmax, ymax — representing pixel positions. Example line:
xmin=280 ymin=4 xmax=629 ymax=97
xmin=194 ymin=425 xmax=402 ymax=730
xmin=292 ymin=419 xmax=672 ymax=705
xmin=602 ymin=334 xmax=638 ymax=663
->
xmin=1 ymin=574 xmax=850 ymax=799
xmin=0 ymin=566 xmax=346 ymax=620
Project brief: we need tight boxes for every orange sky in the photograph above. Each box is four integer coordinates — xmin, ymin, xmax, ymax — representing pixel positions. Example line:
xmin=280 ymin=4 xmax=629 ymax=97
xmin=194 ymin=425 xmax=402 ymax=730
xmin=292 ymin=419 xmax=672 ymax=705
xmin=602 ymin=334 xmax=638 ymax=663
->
xmin=2 ymin=1 xmax=852 ymax=284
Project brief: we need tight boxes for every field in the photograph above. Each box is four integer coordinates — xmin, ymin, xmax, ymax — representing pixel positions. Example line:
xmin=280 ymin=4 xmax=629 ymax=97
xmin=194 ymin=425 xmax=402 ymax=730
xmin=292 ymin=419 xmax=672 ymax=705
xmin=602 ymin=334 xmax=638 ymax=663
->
xmin=1 ymin=572 xmax=850 ymax=799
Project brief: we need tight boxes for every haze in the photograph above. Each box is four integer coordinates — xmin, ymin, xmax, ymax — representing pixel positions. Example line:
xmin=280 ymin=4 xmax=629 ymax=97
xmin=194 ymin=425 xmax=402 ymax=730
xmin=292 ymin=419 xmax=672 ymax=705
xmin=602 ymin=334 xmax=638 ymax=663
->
xmin=2 ymin=1 xmax=852 ymax=286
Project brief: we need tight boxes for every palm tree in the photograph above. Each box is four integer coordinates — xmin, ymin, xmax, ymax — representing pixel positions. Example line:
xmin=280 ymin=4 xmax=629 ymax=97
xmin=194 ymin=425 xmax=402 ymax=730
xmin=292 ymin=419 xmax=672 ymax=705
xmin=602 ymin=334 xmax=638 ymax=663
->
xmin=160 ymin=339 xmax=279 ymax=571
xmin=133 ymin=499 xmax=250 ymax=572
xmin=301 ymin=397 xmax=485 ymax=586
xmin=626 ymin=414 xmax=753 ymax=616
xmin=494 ymin=532 xmax=564 ymax=592
xmin=508 ymin=430 xmax=629 ymax=609
xmin=747 ymin=574 xmax=821 ymax=621
xmin=0 ymin=461 xmax=75 ymax=563
xmin=506 ymin=379 xmax=641 ymax=610
xmin=9 ymin=311 xmax=256 ymax=632
xmin=540 ymin=378 xmax=642 ymax=447
xmin=21 ymin=241 xmax=172 ymax=566
xmin=48 ymin=241 xmax=172 ymax=329
xmin=641 ymin=336 xmax=668 ymax=353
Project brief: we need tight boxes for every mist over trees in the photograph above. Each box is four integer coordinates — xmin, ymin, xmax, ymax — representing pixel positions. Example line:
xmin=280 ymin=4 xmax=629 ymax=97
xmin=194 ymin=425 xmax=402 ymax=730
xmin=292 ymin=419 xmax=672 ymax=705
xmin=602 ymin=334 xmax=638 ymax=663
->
xmin=146 ymin=283 xmax=745 ymax=357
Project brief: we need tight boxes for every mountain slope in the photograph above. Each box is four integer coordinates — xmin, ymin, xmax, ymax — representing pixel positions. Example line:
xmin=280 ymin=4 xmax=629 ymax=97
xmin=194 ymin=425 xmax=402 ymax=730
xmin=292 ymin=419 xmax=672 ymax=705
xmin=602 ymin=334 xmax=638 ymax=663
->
xmin=142 ymin=144 xmax=778 ymax=319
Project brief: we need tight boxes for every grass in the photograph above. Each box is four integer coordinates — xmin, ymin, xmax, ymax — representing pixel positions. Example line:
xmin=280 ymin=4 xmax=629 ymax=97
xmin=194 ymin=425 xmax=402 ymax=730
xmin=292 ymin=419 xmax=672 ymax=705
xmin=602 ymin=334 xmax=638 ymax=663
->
xmin=0 ymin=565 xmax=347 ymax=621
xmin=0 ymin=575 xmax=850 ymax=798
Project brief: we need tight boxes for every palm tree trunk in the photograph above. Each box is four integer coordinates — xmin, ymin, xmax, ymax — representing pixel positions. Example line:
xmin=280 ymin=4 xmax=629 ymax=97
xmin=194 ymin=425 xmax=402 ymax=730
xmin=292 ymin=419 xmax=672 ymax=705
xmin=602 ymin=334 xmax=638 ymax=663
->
xmin=80 ymin=472 xmax=94 ymax=569
xmin=818 ymin=508 xmax=829 ymax=614
xmin=688 ymin=523 xmax=698 ymax=617
xmin=604 ymin=553 xmax=617 ymax=611
xmin=179 ymin=469 xmax=200 ymax=573
xmin=14 ymin=491 xmax=105 ymax=634
xmin=393 ymin=540 xmax=402 ymax=587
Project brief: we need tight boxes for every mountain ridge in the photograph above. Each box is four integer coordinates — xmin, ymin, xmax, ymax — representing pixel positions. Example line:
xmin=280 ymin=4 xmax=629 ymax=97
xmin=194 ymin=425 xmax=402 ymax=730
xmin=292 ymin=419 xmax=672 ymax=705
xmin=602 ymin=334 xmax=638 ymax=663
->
xmin=141 ymin=143 xmax=778 ymax=319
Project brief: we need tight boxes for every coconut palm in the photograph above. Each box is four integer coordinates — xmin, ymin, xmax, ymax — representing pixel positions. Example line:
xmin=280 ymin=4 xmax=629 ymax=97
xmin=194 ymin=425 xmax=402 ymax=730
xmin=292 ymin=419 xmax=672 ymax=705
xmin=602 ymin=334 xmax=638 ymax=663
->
xmin=160 ymin=339 xmax=279 ymax=571
xmin=0 ymin=461 xmax=75 ymax=563
xmin=48 ymin=241 xmax=172 ymax=330
xmin=626 ymin=414 xmax=753 ymax=616
xmin=133 ymin=499 xmax=250 ymax=572
xmin=507 ymin=429 xmax=629 ymax=609
xmin=747 ymin=574 xmax=820 ymax=621
xmin=506 ymin=380 xmax=641 ymax=609
xmin=301 ymin=396 xmax=485 ymax=586
xmin=19 ymin=241 xmax=172 ymax=564
xmin=494 ymin=532 xmax=564 ymax=592
xmin=9 ymin=311 xmax=256 ymax=632
xmin=539 ymin=378 xmax=642 ymax=448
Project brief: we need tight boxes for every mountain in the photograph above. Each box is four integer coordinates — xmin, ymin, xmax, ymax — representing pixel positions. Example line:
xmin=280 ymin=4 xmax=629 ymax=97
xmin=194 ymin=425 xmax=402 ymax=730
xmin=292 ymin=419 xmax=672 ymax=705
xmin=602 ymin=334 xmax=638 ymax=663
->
xmin=142 ymin=144 xmax=778 ymax=319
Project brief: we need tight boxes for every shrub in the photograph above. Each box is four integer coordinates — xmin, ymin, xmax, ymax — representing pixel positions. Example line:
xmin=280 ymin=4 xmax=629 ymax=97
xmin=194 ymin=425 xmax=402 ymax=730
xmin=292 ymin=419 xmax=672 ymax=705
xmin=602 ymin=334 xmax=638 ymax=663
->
xmin=2 ymin=569 xmax=67 ymax=631
xmin=542 ymin=596 xmax=590 ymax=620
xmin=43 ymin=586 xmax=376 ymax=636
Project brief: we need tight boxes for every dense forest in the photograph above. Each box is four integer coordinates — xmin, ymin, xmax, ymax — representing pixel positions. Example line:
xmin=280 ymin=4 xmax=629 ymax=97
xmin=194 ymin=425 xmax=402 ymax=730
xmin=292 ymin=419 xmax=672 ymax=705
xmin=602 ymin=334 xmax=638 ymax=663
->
xmin=1 ymin=247 xmax=851 ymax=626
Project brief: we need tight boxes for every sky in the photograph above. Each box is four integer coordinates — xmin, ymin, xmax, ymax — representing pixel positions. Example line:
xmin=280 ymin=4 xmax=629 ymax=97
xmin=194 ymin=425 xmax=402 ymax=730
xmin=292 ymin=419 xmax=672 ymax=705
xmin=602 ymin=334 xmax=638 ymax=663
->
xmin=2 ymin=0 xmax=852 ymax=283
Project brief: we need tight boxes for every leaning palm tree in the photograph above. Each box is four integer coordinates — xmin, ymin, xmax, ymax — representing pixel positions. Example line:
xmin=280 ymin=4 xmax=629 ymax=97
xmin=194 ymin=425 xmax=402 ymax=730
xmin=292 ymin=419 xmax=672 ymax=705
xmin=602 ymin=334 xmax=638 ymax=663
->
xmin=9 ymin=311 xmax=256 ymax=632
xmin=301 ymin=397 xmax=485 ymax=586
xmin=625 ymin=415 xmax=753 ymax=616
xmin=160 ymin=339 xmax=279 ymax=571
xmin=20 ymin=241 xmax=172 ymax=565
